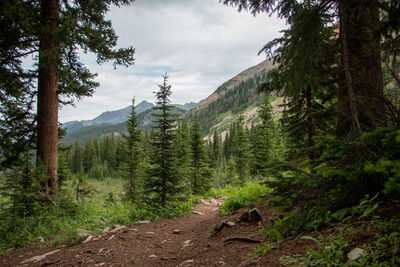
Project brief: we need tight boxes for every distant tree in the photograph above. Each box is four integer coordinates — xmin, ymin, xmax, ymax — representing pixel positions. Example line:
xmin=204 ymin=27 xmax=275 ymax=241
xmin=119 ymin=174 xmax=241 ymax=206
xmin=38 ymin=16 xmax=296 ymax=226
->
xmin=71 ymin=141 xmax=83 ymax=174
xmin=190 ymin=116 xmax=212 ymax=194
xmin=121 ymin=98 xmax=142 ymax=202
xmin=0 ymin=0 xmax=135 ymax=196
xmin=173 ymin=119 xmax=192 ymax=192
xmin=231 ymin=116 xmax=252 ymax=183
xmin=146 ymin=74 xmax=178 ymax=206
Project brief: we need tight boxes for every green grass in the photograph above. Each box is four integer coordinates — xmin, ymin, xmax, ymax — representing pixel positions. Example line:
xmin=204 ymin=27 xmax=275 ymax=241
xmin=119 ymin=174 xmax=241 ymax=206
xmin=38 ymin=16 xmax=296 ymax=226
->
xmin=213 ymin=181 xmax=272 ymax=215
xmin=0 ymin=176 xmax=198 ymax=254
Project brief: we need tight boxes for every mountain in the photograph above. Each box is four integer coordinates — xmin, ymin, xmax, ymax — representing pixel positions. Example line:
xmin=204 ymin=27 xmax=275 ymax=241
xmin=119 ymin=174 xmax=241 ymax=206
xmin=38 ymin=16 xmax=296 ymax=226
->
xmin=183 ymin=60 xmax=282 ymax=138
xmin=61 ymin=103 xmax=194 ymax=145
xmin=62 ymin=100 xmax=154 ymax=133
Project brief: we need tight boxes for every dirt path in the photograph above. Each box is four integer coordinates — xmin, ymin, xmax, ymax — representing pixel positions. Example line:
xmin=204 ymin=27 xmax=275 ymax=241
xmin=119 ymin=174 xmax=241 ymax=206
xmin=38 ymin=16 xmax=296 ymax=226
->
xmin=0 ymin=199 xmax=272 ymax=267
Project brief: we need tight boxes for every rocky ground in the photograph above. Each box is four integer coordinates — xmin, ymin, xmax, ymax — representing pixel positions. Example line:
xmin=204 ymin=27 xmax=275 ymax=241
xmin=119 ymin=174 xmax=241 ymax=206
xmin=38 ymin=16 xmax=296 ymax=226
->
xmin=0 ymin=198 xmax=313 ymax=267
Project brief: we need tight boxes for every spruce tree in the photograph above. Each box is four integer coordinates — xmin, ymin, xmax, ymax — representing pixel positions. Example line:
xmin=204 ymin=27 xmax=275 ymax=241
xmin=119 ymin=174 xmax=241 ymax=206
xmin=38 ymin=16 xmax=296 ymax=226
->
xmin=173 ymin=119 xmax=192 ymax=193
xmin=146 ymin=74 xmax=177 ymax=206
xmin=231 ymin=116 xmax=252 ymax=184
xmin=190 ymin=116 xmax=211 ymax=194
xmin=121 ymin=98 xmax=142 ymax=203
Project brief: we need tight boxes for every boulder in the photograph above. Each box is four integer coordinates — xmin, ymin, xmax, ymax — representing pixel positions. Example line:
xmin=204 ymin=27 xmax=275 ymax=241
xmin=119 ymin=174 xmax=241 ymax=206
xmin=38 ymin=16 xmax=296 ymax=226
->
xmin=239 ymin=207 xmax=262 ymax=222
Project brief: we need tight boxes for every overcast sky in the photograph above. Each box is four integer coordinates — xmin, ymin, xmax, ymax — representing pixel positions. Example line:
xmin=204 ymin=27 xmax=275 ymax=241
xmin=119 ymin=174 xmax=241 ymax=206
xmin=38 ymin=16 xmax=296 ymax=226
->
xmin=59 ymin=0 xmax=286 ymax=123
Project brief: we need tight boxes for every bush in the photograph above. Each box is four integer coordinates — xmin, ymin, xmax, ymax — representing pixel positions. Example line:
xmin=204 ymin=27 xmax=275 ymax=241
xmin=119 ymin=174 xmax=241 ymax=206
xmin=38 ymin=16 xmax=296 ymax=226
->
xmin=217 ymin=181 xmax=272 ymax=215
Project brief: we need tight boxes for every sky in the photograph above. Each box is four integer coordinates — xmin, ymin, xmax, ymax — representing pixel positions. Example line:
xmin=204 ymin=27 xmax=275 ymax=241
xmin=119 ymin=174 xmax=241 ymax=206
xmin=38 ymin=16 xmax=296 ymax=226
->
xmin=59 ymin=0 xmax=286 ymax=123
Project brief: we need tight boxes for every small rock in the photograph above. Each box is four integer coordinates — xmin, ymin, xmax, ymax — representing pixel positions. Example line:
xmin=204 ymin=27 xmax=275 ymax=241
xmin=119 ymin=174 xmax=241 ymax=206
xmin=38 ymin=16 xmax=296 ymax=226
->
xmin=138 ymin=220 xmax=151 ymax=224
xmin=161 ymin=240 xmax=168 ymax=244
xmin=225 ymin=221 xmax=236 ymax=227
xmin=76 ymin=228 xmax=90 ymax=238
xmin=216 ymin=261 xmax=226 ymax=266
xmin=130 ymin=228 xmax=138 ymax=231
xmin=181 ymin=259 xmax=194 ymax=265
xmin=82 ymin=235 xmax=94 ymax=244
xmin=347 ymin=248 xmax=366 ymax=261
xmin=37 ymin=236 xmax=45 ymax=243
xmin=209 ymin=198 xmax=218 ymax=204
xmin=148 ymin=254 xmax=158 ymax=258
xmin=193 ymin=211 xmax=205 ymax=215
xmin=146 ymin=231 xmax=155 ymax=235
xmin=102 ymin=227 xmax=110 ymax=234
xmin=239 ymin=207 xmax=262 ymax=222
xmin=184 ymin=240 xmax=191 ymax=244
xmin=97 ymin=263 xmax=105 ymax=266
xmin=173 ymin=229 xmax=180 ymax=234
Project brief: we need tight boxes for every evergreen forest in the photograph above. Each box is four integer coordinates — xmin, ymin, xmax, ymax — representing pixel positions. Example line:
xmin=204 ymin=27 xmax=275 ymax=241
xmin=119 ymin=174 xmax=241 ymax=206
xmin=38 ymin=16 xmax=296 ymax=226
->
xmin=0 ymin=0 xmax=399 ymax=265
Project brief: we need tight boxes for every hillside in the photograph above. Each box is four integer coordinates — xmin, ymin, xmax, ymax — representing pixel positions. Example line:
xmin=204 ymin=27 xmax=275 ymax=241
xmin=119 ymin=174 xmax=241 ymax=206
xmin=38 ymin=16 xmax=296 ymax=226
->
xmin=61 ymin=105 xmax=189 ymax=145
xmin=62 ymin=100 xmax=155 ymax=133
xmin=183 ymin=60 xmax=281 ymax=137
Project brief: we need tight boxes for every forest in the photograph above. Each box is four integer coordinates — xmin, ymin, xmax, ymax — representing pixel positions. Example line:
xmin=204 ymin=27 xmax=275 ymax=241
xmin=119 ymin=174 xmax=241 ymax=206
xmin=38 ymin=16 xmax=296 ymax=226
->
xmin=0 ymin=0 xmax=399 ymax=265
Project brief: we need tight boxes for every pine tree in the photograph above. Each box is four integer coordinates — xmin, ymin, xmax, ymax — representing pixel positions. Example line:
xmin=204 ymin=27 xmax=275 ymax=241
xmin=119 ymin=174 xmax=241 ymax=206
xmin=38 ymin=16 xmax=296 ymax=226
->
xmin=231 ymin=116 xmax=252 ymax=184
xmin=173 ymin=119 xmax=192 ymax=193
xmin=190 ymin=116 xmax=211 ymax=194
xmin=146 ymin=74 xmax=178 ymax=206
xmin=1 ymin=0 xmax=135 ymax=196
xmin=71 ymin=141 xmax=83 ymax=174
xmin=121 ymin=98 xmax=142 ymax=203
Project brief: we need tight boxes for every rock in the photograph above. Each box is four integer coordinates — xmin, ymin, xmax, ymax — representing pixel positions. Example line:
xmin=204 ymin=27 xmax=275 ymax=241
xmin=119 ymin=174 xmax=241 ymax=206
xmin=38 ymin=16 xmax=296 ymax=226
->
xmin=184 ymin=240 xmax=191 ymax=244
xmin=82 ymin=235 xmax=94 ymax=244
xmin=347 ymin=248 xmax=366 ymax=261
xmin=102 ymin=227 xmax=110 ymax=234
xmin=210 ymin=220 xmax=237 ymax=237
xmin=76 ymin=228 xmax=91 ymax=238
xmin=182 ymin=240 xmax=191 ymax=249
xmin=193 ymin=211 xmax=205 ymax=215
xmin=146 ymin=231 xmax=155 ymax=235
xmin=97 ymin=263 xmax=105 ymax=266
xmin=148 ymin=254 xmax=158 ymax=258
xmin=181 ymin=259 xmax=194 ymax=265
xmin=173 ymin=229 xmax=180 ymax=234
xmin=161 ymin=240 xmax=169 ymax=244
xmin=209 ymin=198 xmax=218 ymax=204
xmin=239 ymin=207 xmax=262 ymax=222
xmin=138 ymin=220 xmax=151 ymax=224
xmin=37 ymin=236 xmax=45 ymax=243
xmin=216 ymin=260 xmax=226 ymax=265
xmin=110 ymin=225 xmax=128 ymax=233
xmin=21 ymin=249 xmax=60 ymax=264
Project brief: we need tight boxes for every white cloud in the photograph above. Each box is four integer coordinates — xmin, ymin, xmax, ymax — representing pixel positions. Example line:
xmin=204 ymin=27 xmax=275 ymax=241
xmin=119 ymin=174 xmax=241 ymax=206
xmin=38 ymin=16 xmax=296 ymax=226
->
xmin=59 ymin=0 xmax=285 ymax=122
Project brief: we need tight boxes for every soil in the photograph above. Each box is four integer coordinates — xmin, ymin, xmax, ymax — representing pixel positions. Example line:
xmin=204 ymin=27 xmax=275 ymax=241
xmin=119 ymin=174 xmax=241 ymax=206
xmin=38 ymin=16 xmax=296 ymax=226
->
xmin=0 ymin=199 xmax=311 ymax=267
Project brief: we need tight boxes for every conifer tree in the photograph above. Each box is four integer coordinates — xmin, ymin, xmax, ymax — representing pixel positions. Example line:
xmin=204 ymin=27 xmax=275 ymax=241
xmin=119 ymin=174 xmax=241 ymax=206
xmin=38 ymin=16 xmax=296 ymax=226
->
xmin=1 ymin=0 xmax=135 ymax=196
xmin=190 ymin=116 xmax=211 ymax=194
xmin=173 ymin=119 xmax=192 ymax=192
xmin=146 ymin=74 xmax=177 ymax=206
xmin=231 ymin=116 xmax=252 ymax=183
xmin=121 ymin=98 xmax=142 ymax=203
xmin=71 ymin=141 xmax=83 ymax=174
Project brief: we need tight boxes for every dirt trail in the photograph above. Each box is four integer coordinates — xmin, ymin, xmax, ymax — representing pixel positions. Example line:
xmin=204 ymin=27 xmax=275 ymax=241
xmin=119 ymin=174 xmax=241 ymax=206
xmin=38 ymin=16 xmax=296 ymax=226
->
xmin=0 ymin=199 xmax=278 ymax=267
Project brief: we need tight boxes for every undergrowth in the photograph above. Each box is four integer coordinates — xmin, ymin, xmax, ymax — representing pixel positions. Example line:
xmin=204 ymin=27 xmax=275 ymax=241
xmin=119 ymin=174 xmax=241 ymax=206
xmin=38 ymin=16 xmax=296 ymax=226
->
xmin=214 ymin=181 xmax=272 ymax=215
xmin=0 ymin=177 xmax=198 ymax=254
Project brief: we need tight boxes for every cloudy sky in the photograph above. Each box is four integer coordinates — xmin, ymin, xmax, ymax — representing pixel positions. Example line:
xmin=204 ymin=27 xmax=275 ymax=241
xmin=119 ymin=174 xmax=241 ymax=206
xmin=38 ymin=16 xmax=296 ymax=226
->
xmin=59 ymin=0 xmax=286 ymax=123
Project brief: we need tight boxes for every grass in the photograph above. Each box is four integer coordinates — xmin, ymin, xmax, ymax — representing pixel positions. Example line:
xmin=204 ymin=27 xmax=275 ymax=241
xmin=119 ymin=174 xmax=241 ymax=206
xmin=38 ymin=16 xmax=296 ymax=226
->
xmin=0 ymin=176 xmax=197 ymax=254
xmin=213 ymin=181 xmax=272 ymax=215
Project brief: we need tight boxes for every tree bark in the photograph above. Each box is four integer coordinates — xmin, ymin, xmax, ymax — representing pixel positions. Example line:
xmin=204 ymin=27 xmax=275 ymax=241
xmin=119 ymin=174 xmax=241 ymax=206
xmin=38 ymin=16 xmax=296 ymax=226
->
xmin=337 ymin=0 xmax=385 ymax=137
xmin=37 ymin=0 xmax=60 ymax=196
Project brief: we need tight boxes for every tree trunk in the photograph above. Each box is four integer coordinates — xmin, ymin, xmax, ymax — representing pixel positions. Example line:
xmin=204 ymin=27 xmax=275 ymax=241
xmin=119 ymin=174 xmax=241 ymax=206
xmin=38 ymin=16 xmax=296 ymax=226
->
xmin=37 ymin=0 xmax=59 ymax=196
xmin=337 ymin=0 xmax=385 ymax=136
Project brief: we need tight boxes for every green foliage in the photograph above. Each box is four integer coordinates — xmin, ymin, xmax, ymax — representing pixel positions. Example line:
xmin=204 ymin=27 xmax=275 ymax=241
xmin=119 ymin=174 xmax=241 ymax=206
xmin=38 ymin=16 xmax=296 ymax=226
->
xmin=279 ymin=218 xmax=400 ymax=266
xmin=217 ymin=181 xmax=272 ymax=215
xmin=250 ymin=242 xmax=276 ymax=260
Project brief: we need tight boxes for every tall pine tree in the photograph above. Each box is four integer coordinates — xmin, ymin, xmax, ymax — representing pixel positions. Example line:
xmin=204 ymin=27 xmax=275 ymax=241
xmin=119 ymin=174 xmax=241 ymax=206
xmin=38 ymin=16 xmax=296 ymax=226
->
xmin=146 ymin=74 xmax=177 ymax=206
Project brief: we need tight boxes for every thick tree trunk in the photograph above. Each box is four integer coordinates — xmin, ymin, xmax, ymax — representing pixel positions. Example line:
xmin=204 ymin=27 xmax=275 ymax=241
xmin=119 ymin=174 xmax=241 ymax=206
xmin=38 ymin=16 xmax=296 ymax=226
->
xmin=37 ymin=0 xmax=59 ymax=196
xmin=337 ymin=0 xmax=385 ymax=137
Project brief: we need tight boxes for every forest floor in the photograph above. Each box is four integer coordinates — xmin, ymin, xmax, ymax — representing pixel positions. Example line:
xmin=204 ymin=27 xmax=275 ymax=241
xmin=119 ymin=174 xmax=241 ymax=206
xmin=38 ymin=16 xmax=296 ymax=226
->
xmin=0 ymin=198 xmax=313 ymax=267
